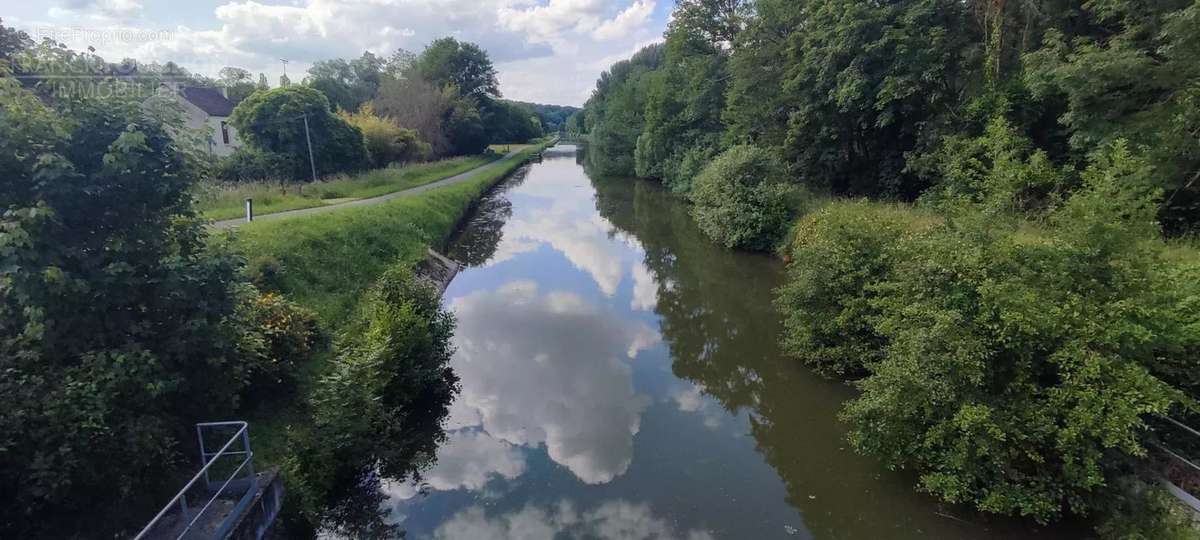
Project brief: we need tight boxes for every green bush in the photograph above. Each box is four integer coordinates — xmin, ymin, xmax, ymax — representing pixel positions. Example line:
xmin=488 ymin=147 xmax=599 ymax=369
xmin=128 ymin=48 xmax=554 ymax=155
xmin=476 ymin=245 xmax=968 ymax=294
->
xmin=842 ymin=143 xmax=1192 ymax=522
xmin=287 ymin=267 xmax=456 ymax=525
xmin=243 ymin=292 xmax=324 ymax=395
xmin=775 ymin=200 xmax=937 ymax=378
xmin=229 ymin=85 xmax=369 ymax=178
xmin=0 ymin=77 xmax=262 ymax=535
xmin=691 ymin=145 xmax=799 ymax=251
xmin=216 ymin=146 xmax=291 ymax=182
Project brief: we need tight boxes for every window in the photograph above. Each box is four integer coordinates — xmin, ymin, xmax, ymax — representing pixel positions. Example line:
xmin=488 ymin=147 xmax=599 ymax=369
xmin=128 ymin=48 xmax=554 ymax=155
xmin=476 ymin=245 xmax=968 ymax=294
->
xmin=220 ymin=121 xmax=230 ymax=145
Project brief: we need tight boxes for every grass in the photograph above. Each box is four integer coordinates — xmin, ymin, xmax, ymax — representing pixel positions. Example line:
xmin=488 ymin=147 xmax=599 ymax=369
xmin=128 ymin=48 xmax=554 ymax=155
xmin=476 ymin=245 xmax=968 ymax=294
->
xmin=487 ymin=142 xmax=538 ymax=154
xmin=224 ymin=142 xmax=552 ymax=467
xmin=196 ymin=155 xmax=497 ymax=221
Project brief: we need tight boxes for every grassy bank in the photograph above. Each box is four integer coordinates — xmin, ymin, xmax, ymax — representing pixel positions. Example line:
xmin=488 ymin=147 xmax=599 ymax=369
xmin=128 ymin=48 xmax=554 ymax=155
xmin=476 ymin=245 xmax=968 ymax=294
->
xmin=198 ymin=155 xmax=496 ymax=221
xmin=225 ymin=141 xmax=551 ymax=468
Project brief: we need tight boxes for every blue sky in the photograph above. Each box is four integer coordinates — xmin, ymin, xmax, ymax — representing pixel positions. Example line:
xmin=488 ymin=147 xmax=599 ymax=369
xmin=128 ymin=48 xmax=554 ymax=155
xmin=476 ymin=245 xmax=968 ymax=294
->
xmin=3 ymin=0 xmax=675 ymax=106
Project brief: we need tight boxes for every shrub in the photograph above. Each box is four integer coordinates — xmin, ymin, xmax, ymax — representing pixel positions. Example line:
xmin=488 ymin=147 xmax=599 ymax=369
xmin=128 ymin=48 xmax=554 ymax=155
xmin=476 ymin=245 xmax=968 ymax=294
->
xmin=690 ymin=145 xmax=799 ymax=250
xmin=842 ymin=143 xmax=1191 ymax=522
xmin=216 ymin=146 xmax=291 ymax=182
xmin=243 ymin=292 xmax=323 ymax=394
xmin=0 ymin=77 xmax=261 ymax=535
xmin=775 ymin=200 xmax=937 ymax=378
xmin=338 ymin=103 xmax=430 ymax=168
xmin=287 ymin=266 xmax=457 ymax=525
xmin=229 ymin=85 xmax=369 ymax=178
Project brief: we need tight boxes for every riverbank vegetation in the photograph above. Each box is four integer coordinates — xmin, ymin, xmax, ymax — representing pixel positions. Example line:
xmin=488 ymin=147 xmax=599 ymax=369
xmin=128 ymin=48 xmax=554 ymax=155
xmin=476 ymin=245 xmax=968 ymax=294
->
xmin=576 ymin=0 xmax=1200 ymax=535
xmin=0 ymin=19 xmax=553 ymax=536
xmin=226 ymin=143 xmax=547 ymax=535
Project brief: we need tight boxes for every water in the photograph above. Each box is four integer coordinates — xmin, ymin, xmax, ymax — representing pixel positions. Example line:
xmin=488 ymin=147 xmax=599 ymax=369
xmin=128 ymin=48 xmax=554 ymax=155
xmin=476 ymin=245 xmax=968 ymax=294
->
xmin=381 ymin=145 xmax=1078 ymax=539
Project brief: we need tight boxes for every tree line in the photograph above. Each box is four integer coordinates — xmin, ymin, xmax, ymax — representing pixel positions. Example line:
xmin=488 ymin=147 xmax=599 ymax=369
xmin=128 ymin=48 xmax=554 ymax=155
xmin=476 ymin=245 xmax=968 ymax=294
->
xmin=576 ymin=0 xmax=1200 ymax=537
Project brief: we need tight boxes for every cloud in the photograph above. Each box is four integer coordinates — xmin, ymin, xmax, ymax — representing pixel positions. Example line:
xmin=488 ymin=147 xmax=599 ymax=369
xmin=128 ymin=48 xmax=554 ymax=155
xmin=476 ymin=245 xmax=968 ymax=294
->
xmin=384 ymin=430 xmax=526 ymax=500
xmin=13 ymin=0 xmax=666 ymax=106
xmin=51 ymin=0 xmax=144 ymax=19
xmin=433 ymin=499 xmax=716 ymax=540
xmin=593 ymin=0 xmax=655 ymax=40
xmin=630 ymin=261 xmax=658 ymax=311
xmin=491 ymin=155 xmax=650 ymax=296
xmin=446 ymin=280 xmax=658 ymax=483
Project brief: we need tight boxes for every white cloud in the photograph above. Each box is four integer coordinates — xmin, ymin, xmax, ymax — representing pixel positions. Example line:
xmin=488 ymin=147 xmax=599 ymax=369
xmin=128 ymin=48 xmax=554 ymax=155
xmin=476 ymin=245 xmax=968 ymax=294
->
xmin=433 ymin=499 xmax=716 ymax=540
xmin=12 ymin=0 xmax=667 ymax=105
xmin=592 ymin=0 xmax=654 ymax=40
xmin=446 ymin=280 xmax=658 ymax=484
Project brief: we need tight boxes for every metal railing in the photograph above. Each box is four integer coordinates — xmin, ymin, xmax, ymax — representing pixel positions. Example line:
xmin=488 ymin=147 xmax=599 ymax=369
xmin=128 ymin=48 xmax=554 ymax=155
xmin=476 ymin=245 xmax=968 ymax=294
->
xmin=134 ymin=421 xmax=258 ymax=540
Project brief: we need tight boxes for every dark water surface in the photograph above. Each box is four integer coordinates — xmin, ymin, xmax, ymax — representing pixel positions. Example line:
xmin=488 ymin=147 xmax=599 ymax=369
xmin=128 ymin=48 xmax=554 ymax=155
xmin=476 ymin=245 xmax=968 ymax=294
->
xmin=382 ymin=145 xmax=1078 ymax=539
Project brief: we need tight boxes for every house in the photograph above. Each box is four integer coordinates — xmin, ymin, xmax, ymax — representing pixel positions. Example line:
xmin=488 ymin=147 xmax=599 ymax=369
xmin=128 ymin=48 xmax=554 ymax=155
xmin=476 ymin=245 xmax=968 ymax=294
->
xmin=159 ymin=84 xmax=243 ymax=157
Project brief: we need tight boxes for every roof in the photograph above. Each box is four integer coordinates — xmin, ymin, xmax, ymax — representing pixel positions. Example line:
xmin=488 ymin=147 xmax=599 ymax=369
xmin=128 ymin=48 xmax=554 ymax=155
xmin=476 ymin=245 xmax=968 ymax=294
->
xmin=178 ymin=86 xmax=236 ymax=117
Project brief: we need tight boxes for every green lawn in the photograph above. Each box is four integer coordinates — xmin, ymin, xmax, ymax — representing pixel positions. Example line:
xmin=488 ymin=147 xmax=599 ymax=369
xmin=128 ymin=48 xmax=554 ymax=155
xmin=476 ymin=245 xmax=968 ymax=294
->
xmin=197 ymin=155 xmax=497 ymax=221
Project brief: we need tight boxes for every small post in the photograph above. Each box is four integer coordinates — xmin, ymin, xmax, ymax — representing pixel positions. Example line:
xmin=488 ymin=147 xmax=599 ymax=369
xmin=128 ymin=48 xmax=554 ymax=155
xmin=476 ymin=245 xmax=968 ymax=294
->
xmin=303 ymin=114 xmax=317 ymax=184
xmin=244 ymin=198 xmax=253 ymax=222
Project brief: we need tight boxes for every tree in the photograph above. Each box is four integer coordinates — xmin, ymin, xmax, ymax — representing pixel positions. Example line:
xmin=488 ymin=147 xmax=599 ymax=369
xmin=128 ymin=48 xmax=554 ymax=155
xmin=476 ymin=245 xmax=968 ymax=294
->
xmin=338 ymin=103 xmax=431 ymax=167
xmin=413 ymin=37 xmax=499 ymax=99
xmin=218 ymin=66 xmax=258 ymax=104
xmin=582 ymin=43 xmax=666 ymax=176
xmin=229 ymin=85 xmax=368 ymax=178
xmin=0 ymin=18 xmax=32 ymax=65
xmin=635 ymin=0 xmax=746 ymax=192
xmin=0 ymin=76 xmax=261 ymax=536
xmin=374 ymin=76 xmax=457 ymax=157
xmin=446 ymin=98 xmax=488 ymax=154
xmin=484 ymin=100 xmax=543 ymax=143
xmin=726 ymin=0 xmax=977 ymax=198
xmin=305 ymin=52 xmax=386 ymax=112
xmin=1023 ymin=0 xmax=1200 ymax=232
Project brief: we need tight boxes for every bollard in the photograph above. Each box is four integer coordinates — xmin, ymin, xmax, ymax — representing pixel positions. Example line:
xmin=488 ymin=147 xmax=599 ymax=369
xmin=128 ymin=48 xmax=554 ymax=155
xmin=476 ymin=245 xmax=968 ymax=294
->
xmin=245 ymin=198 xmax=254 ymax=222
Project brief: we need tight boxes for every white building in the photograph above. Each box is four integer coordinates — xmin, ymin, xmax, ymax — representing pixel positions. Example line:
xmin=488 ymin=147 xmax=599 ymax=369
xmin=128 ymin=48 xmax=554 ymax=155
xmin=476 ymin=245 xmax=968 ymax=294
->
xmin=159 ymin=84 xmax=243 ymax=157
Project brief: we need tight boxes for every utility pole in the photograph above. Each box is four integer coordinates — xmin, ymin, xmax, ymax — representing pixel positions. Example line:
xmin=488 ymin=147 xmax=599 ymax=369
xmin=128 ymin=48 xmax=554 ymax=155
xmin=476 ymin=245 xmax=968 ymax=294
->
xmin=303 ymin=113 xmax=317 ymax=184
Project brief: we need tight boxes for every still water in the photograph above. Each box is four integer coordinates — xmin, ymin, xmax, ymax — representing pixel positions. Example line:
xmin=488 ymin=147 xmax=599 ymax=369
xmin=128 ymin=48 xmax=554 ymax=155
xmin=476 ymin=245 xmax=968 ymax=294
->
xmin=383 ymin=145 xmax=1075 ymax=539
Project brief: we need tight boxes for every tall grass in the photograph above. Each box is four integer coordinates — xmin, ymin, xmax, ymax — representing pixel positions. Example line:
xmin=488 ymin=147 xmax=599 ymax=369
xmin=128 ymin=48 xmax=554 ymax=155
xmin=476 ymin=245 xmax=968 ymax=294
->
xmin=196 ymin=155 xmax=497 ymax=221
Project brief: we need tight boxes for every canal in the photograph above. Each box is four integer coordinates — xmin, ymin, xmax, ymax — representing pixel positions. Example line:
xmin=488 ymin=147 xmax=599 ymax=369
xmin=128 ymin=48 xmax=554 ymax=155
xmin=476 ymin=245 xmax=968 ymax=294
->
xmin=378 ymin=144 xmax=1075 ymax=539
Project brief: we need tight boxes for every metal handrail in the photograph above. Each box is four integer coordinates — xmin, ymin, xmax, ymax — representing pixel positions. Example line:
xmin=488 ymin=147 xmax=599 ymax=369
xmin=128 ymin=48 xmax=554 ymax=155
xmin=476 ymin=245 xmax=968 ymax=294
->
xmin=133 ymin=421 xmax=256 ymax=540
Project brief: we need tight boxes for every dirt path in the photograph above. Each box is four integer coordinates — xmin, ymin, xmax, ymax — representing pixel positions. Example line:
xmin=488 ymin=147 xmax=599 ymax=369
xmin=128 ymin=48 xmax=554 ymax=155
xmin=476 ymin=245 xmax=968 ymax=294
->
xmin=211 ymin=149 xmax=524 ymax=229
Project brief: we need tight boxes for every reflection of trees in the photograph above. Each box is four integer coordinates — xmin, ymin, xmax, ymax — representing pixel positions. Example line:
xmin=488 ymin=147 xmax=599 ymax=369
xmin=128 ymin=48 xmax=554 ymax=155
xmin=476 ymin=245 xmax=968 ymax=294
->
xmin=590 ymin=175 xmax=1073 ymax=539
xmin=306 ymin=368 xmax=456 ymax=539
xmin=446 ymin=167 xmax=529 ymax=266
xmin=591 ymin=175 xmax=783 ymax=413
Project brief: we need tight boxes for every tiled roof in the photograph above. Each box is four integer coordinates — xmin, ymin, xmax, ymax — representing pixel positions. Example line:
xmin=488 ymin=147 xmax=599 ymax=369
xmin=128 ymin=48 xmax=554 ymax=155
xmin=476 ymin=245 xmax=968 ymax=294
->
xmin=179 ymin=86 xmax=236 ymax=117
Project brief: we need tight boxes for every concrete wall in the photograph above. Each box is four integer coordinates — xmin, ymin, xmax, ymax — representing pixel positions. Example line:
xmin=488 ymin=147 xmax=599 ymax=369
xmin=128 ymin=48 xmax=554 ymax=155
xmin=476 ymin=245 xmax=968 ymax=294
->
xmin=225 ymin=468 xmax=284 ymax=540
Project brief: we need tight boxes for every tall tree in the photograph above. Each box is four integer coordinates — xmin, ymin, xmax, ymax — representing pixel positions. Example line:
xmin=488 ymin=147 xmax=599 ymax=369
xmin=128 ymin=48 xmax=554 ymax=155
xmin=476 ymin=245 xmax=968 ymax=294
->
xmin=413 ymin=37 xmax=499 ymax=99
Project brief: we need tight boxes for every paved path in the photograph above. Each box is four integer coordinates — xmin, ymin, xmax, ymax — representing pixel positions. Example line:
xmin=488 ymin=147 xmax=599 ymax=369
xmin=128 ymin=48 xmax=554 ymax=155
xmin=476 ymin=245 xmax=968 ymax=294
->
xmin=212 ymin=149 xmax=525 ymax=229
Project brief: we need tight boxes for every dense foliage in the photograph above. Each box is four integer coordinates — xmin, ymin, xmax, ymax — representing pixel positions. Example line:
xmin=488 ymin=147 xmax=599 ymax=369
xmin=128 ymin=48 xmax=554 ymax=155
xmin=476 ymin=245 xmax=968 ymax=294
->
xmin=508 ymin=100 xmax=580 ymax=133
xmin=285 ymin=267 xmax=457 ymax=535
xmin=0 ymin=76 xmax=268 ymax=536
xmin=775 ymin=201 xmax=936 ymax=378
xmin=229 ymin=85 xmax=369 ymax=178
xmin=579 ymin=0 xmax=1200 ymax=534
xmin=338 ymin=103 xmax=432 ymax=167
xmin=690 ymin=145 xmax=799 ymax=250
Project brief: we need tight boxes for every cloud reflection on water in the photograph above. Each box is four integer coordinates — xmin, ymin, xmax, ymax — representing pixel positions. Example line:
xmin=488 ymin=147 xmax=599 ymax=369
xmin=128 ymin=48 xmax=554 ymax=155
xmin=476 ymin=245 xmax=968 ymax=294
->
xmin=443 ymin=280 xmax=659 ymax=484
xmin=431 ymin=499 xmax=716 ymax=540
